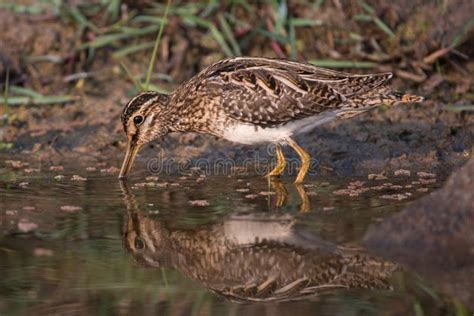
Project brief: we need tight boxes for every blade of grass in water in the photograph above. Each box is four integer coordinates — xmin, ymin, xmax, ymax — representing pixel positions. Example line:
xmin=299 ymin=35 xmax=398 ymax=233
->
xmin=309 ymin=59 xmax=377 ymax=68
xmin=144 ymin=0 xmax=172 ymax=91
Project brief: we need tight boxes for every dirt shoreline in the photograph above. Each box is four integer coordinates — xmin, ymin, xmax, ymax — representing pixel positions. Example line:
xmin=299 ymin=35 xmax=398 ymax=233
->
xmin=0 ymin=1 xmax=473 ymax=177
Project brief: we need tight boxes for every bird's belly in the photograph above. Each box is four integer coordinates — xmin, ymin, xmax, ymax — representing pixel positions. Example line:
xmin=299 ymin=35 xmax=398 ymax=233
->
xmin=222 ymin=113 xmax=337 ymax=145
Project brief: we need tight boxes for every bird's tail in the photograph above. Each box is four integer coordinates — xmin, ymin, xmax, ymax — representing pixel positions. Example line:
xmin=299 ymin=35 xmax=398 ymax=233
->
xmin=380 ymin=88 xmax=424 ymax=106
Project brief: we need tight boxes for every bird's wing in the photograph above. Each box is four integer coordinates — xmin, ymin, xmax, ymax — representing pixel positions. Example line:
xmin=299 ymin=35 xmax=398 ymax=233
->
xmin=198 ymin=57 xmax=392 ymax=127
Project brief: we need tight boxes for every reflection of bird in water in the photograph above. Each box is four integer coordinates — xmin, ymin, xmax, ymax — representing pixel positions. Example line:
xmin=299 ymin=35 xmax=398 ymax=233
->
xmin=120 ymin=181 xmax=399 ymax=302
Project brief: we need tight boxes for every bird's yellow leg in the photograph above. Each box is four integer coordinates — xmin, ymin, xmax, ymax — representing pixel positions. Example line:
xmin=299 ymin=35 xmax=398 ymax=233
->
xmin=286 ymin=138 xmax=311 ymax=184
xmin=294 ymin=184 xmax=310 ymax=212
xmin=266 ymin=144 xmax=287 ymax=178
xmin=270 ymin=179 xmax=288 ymax=207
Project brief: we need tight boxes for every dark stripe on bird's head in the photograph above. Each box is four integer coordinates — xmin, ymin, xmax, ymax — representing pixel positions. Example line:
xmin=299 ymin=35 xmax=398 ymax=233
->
xmin=121 ymin=92 xmax=161 ymax=125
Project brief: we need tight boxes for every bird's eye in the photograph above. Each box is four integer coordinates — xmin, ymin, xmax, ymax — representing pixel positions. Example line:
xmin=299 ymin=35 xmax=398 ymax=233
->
xmin=134 ymin=238 xmax=145 ymax=250
xmin=133 ymin=115 xmax=144 ymax=126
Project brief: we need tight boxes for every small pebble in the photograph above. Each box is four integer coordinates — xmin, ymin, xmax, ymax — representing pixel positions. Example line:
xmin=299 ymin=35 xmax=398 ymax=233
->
xmin=417 ymin=172 xmax=436 ymax=179
xmin=146 ymin=176 xmax=159 ymax=181
xmin=34 ymin=248 xmax=54 ymax=257
xmin=419 ymin=178 xmax=436 ymax=184
xmin=24 ymin=168 xmax=40 ymax=173
xmin=259 ymin=191 xmax=276 ymax=196
xmin=86 ymin=167 xmax=97 ymax=171
xmin=60 ymin=205 xmax=82 ymax=212
xmin=19 ymin=182 xmax=29 ymax=188
xmin=5 ymin=210 xmax=18 ymax=216
xmin=18 ymin=219 xmax=38 ymax=233
xmin=245 ymin=194 xmax=258 ymax=199
xmin=6 ymin=160 xmax=27 ymax=168
xmin=49 ymin=165 xmax=64 ymax=171
xmin=22 ymin=206 xmax=35 ymax=211
xmin=170 ymin=183 xmax=180 ymax=187
xmin=380 ymin=194 xmax=409 ymax=201
xmin=368 ymin=173 xmax=387 ymax=180
xmin=394 ymin=169 xmax=411 ymax=177
xmin=322 ymin=206 xmax=335 ymax=211
xmin=416 ymin=188 xmax=429 ymax=193
xmin=236 ymin=188 xmax=250 ymax=192
xmin=389 ymin=185 xmax=403 ymax=190
xmin=188 ymin=200 xmax=210 ymax=206
xmin=71 ymin=175 xmax=87 ymax=181
xmin=54 ymin=175 xmax=65 ymax=180
xmin=100 ymin=166 xmax=120 ymax=174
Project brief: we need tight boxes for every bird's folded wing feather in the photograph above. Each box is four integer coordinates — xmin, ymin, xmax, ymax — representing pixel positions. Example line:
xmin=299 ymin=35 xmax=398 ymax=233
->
xmin=198 ymin=57 xmax=392 ymax=127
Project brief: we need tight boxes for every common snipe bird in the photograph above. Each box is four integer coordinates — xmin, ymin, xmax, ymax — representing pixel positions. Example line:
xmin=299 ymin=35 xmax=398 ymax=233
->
xmin=119 ymin=57 xmax=423 ymax=182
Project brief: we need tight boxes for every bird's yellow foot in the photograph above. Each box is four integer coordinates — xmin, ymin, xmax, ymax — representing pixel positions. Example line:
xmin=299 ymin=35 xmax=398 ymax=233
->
xmin=294 ymin=184 xmax=310 ymax=212
xmin=266 ymin=144 xmax=287 ymax=178
xmin=270 ymin=179 xmax=288 ymax=207
xmin=286 ymin=138 xmax=311 ymax=184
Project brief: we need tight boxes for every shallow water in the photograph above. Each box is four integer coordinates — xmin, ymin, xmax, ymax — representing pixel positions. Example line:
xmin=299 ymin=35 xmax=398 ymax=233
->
xmin=0 ymin=162 xmax=469 ymax=315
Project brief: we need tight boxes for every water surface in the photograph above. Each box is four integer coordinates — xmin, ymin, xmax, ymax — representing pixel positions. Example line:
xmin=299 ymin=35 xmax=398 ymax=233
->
xmin=0 ymin=163 xmax=468 ymax=315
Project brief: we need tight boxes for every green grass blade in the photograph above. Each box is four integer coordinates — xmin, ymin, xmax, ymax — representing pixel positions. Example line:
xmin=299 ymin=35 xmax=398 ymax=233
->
xmin=144 ymin=0 xmax=172 ymax=91
xmin=218 ymin=14 xmax=241 ymax=56
xmin=290 ymin=18 xmax=323 ymax=27
xmin=373 ymin=17 xmax=395 ymax=38
xmin=358 ymin=0 xmax=375 ymax=14
xmin=0 ymin=95 xmax=78 ymax=106
xmin=113 ymin=42 xmax=155 ymax=58
xmin=9 ymin=86 xmax=44 ymax=98
xmin=83 ymin=25 xmax=160 ymax=49
xmin=3 ymin=67 xmax=10 ymax=115
xmin=309 ymin=59 xmax=377 ymax=68
xmin=115 ymin=58 xmax=143 ymax=91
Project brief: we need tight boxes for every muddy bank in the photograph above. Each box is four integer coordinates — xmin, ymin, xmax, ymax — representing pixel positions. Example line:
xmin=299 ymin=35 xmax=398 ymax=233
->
xmin=364 ymin=156 xmax=474 ymax=309
xmin=0 ymin=1 xmax=473 ymax=177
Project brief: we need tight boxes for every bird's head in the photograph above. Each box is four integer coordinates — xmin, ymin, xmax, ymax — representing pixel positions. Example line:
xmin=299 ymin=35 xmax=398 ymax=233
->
xmin=119 ymin=91 xmax=171 ymax=178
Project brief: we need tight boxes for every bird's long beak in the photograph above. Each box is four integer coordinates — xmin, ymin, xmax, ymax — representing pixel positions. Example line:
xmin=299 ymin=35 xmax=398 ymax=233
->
xmin=119 ymin=139 xmax=141 ymax=179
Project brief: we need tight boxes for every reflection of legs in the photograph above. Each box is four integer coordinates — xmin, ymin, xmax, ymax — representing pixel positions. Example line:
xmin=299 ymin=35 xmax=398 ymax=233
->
xmin=286 ymin=137 xmax=311 ymax=184
xmin=294 ymin=184 xmax=310 ymax=212
xmin=270 ymin=179 xmax=287 ymax=207
xmin=266 ymin=144 xmax=287 ymax=178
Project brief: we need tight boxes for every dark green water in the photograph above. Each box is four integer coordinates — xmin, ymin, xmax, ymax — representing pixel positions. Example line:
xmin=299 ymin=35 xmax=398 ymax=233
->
xmin=0 ymin=163 xmax=469 ymax=315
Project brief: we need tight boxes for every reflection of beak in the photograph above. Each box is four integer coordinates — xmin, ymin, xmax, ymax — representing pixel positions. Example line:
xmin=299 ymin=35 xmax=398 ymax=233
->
xmin=119 ymin=139 xmax=141 ymax=179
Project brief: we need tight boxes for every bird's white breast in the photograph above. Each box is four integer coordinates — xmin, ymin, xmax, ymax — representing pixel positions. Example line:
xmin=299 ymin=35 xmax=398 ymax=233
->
xmin=222 ymin=112 xmax=337 ymax=145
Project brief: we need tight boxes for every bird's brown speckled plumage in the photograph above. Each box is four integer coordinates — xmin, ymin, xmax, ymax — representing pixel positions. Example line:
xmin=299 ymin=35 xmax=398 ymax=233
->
xmin=119 ymin=57 xmax=424 ymax=181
